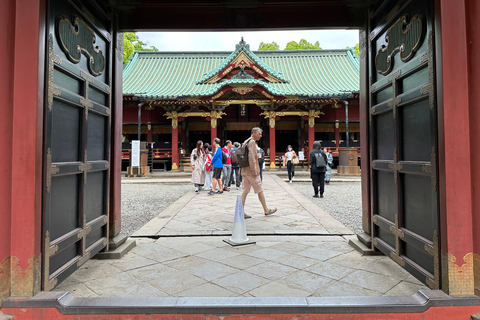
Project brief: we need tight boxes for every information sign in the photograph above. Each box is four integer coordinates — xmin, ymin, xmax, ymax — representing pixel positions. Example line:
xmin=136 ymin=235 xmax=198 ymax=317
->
xmin=298 ymin=151 xmax=305 ymax=161
xmin=131 ymin=140 xmax=140 ymax=167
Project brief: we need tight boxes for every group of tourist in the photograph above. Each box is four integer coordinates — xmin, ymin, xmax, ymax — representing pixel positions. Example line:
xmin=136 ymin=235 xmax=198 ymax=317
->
xmin=190 ymin=127 xmax=334 ymax=217
xmin=190 ymin=127 xmax=274 ymax=218
xmin=190 ymin=137 xmax=265 ymax=194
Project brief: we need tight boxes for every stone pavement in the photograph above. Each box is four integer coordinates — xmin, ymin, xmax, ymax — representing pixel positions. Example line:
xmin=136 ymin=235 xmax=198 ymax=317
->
xmin=55 ymin=174 xmax=430 ymax=298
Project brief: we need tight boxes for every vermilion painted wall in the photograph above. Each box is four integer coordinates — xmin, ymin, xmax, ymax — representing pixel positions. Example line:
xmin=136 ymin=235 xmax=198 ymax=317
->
xmin=0 ymin=0 xmax=15 ymax=302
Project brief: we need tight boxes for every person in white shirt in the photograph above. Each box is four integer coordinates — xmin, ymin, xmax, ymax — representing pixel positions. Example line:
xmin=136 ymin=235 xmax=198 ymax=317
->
xmin=282 ymin=145 xmax=298 ymax=183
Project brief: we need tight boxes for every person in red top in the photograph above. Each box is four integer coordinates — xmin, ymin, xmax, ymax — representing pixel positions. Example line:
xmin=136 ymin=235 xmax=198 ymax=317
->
xmin=221 ymin=140 xmax=232 ymax=191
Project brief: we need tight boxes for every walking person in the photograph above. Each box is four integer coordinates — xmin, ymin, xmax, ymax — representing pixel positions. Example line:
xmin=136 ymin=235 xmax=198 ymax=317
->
xmin=190 ymin=140 xmax=206 ymax=192
xmin=324 ymin=147 xmax=333 ymax=185
xmin=257 ymin=144 xmax=265 ymax=181
xmin=203 ymin=145 xmax=214 ymax=190
xmin=230 ymin=142 xmax=241 ymax=190
xmin=221 ymin=140 xmax=233 ymax=191
xmin=208 ymin=138 xmax=224 ymax=195
xmin=309 ymin=141 xmax=328 ymax=198
xmin=282 ymin=144 xmax=298 ymax=183
xmin=241 ymin=127 xmax=277 ymax=218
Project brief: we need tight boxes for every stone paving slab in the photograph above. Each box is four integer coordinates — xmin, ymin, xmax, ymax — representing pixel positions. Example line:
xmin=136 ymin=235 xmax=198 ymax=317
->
xmin=134 ymin=174 xmax=352 ymax=237
xmin=54 ymin=174 xmax=430 ymax=298
xmin=56 ymin=236 xmax=430 ymax=298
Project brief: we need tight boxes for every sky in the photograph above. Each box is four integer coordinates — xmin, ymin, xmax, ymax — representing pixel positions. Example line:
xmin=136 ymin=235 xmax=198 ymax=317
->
xmin=136 ymin=30 xmax=359 ymax=52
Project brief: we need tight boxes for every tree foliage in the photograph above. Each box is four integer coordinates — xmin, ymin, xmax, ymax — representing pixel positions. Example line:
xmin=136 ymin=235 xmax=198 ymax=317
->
xmin=123 ymin=32 xmax=159 ymax=64
xmin=285 ymin=39 xmax=321 ymax=50
xmin=258 ymin=41 xmax=280 ymax=51
xmin=346 ymin=43 xmax=360 ymax=55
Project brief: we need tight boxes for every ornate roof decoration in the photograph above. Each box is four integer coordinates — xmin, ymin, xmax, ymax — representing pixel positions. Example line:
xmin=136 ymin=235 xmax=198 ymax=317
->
xmin=196 ymin=37 xmax=289 ymax=84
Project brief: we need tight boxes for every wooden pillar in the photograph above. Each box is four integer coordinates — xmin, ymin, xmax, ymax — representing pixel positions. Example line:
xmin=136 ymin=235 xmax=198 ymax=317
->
xmin=465 ymin=2 xmax=480 ymax=296
xmin=269 ymin=118 xmax=276 ymax=168
xmin=359 ymin=29 xmax=371 ymax=235
xmin=334 ymin=107 xmax=340 ymax=151
xmin=300 ymin=121 xmax=305 ymax=152
xmin=9 ymin=0 xmax=45 ymax=298
xmin=171 ymin=119 xmax=179 ymax=170
xmin=308 ymin=117 xmax=315 ymax=154
xmin=439 ymin=0 xmax=476 ymax=295
xmin=0 ymin=0 xmax=16 ymax=303
xmin=109 ymin=31 xmax=124 ymax=238
xmin=147 ymin=125 xmax=153 ymax=143
xmin=210 ymin=124 xmax=217 ymax=145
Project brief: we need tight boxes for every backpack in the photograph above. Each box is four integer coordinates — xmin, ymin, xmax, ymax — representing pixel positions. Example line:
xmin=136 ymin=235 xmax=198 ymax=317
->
xmin=235 ymin=138 xmax=251 ymax=168
xmin=222 ymin=151 xmax=227 ymax=164
xmin=315 ymin=152 xmax=326 ymax=168
xmin=231 ymin=149 xmax=239 ymax=166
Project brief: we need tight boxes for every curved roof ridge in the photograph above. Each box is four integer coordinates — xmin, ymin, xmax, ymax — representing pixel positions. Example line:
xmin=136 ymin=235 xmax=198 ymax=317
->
xmin=196 ymin=37 xmax=289 ymax=84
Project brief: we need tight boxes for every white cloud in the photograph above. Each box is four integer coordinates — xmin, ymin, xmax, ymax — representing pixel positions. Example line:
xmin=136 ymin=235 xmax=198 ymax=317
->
xmin=136 ymin=30 xmax=359 ymax=52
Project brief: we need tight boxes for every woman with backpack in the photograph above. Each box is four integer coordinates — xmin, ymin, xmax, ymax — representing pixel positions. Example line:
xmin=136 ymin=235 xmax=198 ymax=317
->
xmin=190 ymin=140 xmax=206 ymax=192
xmin=309 ymin=141 xmax=328 ymax=198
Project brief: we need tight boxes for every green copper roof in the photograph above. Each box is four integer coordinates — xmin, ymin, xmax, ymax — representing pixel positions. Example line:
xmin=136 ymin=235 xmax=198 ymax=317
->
xmin=123 ymin=43 xmax=359 ymax=101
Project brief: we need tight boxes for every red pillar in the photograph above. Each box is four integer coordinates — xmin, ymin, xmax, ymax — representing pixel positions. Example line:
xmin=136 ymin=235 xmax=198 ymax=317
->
xmin=308 ymin=118 xmax=315 ymax=155
xmin=10 ymin=0 xmax=45 ymax=298
xmin=171 ymin=122 xmax=179 ymax=170
xmin=466 ymin=2 xmax=480 ymax=295
xmin=0 ymin=0 xmax=15 ymax=303
xmin=439 ymin=0 xmax=475 ymax=295
xmin=210 ymin=119 xmax=217 ymax=145
xmin=269 ymin=120 xmax=276 ymax=168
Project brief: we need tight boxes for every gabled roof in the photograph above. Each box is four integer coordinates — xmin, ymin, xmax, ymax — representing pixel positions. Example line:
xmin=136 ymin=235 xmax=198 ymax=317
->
xmin=196 ymin=37 xmax=289 ymax=84
xmin=123 ymin=41 xmax=360 ymax=101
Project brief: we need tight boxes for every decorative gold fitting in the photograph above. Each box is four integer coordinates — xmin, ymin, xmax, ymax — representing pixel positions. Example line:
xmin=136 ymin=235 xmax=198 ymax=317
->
xmin=46 ymin=148 xmax=59 ymax=194
xmin=372 ymin=215 xmax=379 ymax=224
xmin=43 ymin=231 xmax=59 ymax=291
xmin=389 ymin=225 xmax=405 ymax=239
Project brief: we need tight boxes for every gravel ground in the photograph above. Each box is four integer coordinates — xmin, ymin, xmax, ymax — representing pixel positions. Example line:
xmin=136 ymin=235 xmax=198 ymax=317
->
xmin=121 ymin=183 xmax=191 ymax=236
xmin=290 ymin=181 xmax=363 ymax=234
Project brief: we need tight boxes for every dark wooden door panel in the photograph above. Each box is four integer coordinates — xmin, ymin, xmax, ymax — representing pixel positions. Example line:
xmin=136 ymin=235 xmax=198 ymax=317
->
xmin=43 ymin=0 xmax=112 ymax=291
xmin=369 ymin=0 xmax=439 ymax=289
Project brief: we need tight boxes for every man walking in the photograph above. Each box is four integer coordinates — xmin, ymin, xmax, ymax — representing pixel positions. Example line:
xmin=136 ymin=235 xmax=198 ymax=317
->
xmin=221 ymin=140 xmax=233 ymax=191
xmin=309 ymin=141 xmax=328 ymax=198
xmin=208 ymin=138 xmax=224 ymax=195
xmin=241 ymin=127 xmax=277 ymax=218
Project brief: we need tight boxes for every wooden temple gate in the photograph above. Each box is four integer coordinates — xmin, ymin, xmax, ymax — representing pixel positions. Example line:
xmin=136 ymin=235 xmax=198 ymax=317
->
xmin=1 ymin=0 xmax=480 ymax=317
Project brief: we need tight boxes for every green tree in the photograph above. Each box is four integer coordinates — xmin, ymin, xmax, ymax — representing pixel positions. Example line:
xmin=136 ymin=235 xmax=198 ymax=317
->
xmin=258 ymin=41 xmax=280 ymax=51
xmin=123 ymin=32 xmax=159 ymax=64
xmin=347 ymin=43 xmax=360 ymax=55
xmin=285 ymin=39 xmax=321 ymax=50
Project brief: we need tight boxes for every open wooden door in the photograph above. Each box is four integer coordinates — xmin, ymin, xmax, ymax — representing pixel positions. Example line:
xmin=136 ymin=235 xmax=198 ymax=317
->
xmin=42 ymin=0 xmax=112 ymax=290
xmin=369 ymin=0 xmax=440 ymax=289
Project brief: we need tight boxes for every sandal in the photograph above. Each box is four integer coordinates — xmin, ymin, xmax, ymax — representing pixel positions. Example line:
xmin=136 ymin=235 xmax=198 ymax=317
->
xmin=244 ymin=213 xmax=251 ymax=219
xmin=264 ymin=208 xmax=277 ymax=216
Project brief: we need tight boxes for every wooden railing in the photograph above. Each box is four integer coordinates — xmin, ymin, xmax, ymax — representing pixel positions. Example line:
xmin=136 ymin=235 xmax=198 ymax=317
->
xmin=122 ymin=148 xmax=173 ymax=160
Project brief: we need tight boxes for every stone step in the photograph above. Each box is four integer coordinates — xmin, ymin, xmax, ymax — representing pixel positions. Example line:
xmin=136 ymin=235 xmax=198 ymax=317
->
xmin=356 ymin=232 xmax=372 ymax=247
xmin=93 ymin=239 xmax=136 ymax=260
xmin=348 ymin=238 xmax=383 ymax=256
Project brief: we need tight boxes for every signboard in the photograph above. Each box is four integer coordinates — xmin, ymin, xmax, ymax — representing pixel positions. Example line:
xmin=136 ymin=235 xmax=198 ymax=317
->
xmin=298 ymin=151 xmax=305 ymax=161
xmin=131 ymin=140 xmax=140 ymax=167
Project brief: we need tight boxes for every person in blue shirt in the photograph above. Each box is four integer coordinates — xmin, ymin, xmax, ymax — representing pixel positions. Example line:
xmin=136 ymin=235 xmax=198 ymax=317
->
xmin=208 ymin=137 xmax=224 ymax=195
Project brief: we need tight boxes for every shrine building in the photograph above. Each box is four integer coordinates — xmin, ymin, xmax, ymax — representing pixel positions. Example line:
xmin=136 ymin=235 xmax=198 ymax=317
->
xmin=122 ymin=38 xmax=360 ymax=170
